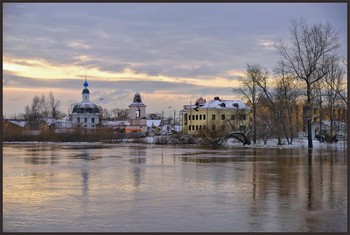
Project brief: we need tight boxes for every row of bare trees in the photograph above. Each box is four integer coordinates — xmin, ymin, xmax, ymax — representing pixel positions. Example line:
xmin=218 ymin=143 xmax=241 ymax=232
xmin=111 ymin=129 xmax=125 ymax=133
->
xmin=240 ymin=19 xmax=347 ymax=148
xmin=23 ymin=92 xmax=64 ymax=129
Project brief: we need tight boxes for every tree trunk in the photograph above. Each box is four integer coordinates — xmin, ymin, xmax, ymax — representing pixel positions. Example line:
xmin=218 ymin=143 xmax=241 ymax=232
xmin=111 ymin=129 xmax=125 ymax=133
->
xmin=307 ymin=84 xmax=313 ymax=148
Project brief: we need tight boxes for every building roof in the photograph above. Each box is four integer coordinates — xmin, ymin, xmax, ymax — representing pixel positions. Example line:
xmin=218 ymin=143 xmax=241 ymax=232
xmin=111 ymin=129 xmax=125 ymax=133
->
xmin=102 ymin=120 xmax=130 ymax=127
xmin=72 ymin=102 xmax=100 ymax=114
xmin=200 ymin=99 xmax=250 ymax=110
xmin=147 ymin=120 xmax=162 ymax=127
xmin=129 ymin=92 xmax=146 ymax=107
xmin=183 ymin=98 xmax=250 ymax=112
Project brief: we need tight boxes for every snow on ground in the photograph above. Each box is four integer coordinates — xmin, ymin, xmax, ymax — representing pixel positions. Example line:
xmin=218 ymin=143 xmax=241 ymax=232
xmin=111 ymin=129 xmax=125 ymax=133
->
xmin=225 ymin=138 xmax=347 ymax=150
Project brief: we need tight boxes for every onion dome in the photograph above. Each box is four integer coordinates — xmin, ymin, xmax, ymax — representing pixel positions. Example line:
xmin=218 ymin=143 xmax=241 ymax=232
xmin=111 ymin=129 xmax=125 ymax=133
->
xmin=82 ymin=79 xmax=90 ymax=94
xmin=83 ymin=79 xmax=89 ymax=88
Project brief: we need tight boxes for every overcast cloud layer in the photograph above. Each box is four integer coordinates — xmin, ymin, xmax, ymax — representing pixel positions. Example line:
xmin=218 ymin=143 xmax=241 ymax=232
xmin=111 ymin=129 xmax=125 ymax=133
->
xmin=3 ymin=3 xmax=347 ymax=116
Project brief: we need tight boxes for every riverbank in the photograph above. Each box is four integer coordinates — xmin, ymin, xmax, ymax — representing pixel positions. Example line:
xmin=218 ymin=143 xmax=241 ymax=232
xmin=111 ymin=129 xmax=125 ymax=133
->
xmin=3 ymin=137 xmax=347 ymax=150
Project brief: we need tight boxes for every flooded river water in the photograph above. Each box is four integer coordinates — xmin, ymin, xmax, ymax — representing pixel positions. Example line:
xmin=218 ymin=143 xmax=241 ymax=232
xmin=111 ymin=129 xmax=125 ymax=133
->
xmin=3 ymin=143 xmax=347 ymax=232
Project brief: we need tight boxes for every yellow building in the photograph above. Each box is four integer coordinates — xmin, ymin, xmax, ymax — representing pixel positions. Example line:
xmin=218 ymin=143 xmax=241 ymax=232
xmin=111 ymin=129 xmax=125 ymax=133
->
xmin=181 ymin=97 xmax=251 ymax=135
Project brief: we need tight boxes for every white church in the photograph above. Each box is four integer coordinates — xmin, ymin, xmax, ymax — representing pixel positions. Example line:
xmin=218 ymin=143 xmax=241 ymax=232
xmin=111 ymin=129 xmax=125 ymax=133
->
xmin=70 ymin=79 xmax=148 ymax=133
xmin=71 ymin=79 xmax=102 ymax=128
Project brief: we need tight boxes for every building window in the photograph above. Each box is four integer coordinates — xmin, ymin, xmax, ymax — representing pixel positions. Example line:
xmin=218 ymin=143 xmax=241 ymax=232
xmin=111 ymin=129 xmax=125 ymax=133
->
xmin=84 ymin=118 xmax=87 ymax=123
xmin=77 ymin=117 xmax=80 ymax=123
xmin=92 ymin=118 xmax=95 ymax=123
xmin=196 ymin=115 xmax=198 ymax=120
xmin=136 ymin=108 xmax=140 ymax=118
xmin=200 ymin=114 xmax=202 ymax=120
xmin=203 ymin=114 xmax=206 ymax=120
xmin=212 ymin=114 xmax=215 ymax=120
xmin=203 ymin=125 xmax=206 ymax=130
xmin=199 ymin=125 xmax=202 ymax=130
xmin=240 ymin=114 xmax=246 ymax=120
xmin=221 ymin=114 xmax=225 ymax=120
xmin=188 ymin=126 xmax=191 ymax=130
xmin=192 ymin=115 xmax=195 ymax=120
xmin=192 ymin=125 xmax=195 ymax=130
xmin=196 ymin=125 xmax=198 ymax=130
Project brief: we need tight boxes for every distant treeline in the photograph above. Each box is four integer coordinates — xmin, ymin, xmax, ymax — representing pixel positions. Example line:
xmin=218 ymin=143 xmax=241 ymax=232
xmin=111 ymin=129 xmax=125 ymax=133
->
xmin=3 ymin=128 xmax=142 ymax=142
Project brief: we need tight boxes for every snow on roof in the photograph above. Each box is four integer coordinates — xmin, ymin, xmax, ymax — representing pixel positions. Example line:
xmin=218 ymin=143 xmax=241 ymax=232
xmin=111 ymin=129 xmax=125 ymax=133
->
xmin=54 ymin=119 xmax=73 ymax=128
xmin=200 ymin=99 xmax=250 ymax=110
xmin=102 ymin=121 xmax=130 ymax=127
xmin=7 ymin=120 xmax=27 ymax=127
xmin=183 ymin=99 xmax=250 ymax=111
xmin=147 ymin=120 xmax=162 ymax=127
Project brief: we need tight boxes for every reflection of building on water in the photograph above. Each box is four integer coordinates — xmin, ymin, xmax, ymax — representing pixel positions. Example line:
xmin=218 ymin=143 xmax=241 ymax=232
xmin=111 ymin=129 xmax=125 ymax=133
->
xmin=80 ymin=150 xmax=90 ymax=200
xmin=132 ymin=165 xmax=143 ymax=187
xmin=128 ymin=146 xmax=146 ymax=187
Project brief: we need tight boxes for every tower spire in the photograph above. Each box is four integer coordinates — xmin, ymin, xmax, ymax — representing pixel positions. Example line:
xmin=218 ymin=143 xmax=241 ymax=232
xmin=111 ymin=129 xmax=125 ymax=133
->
xmin=83 ymin=70 xmax=89 ymax=88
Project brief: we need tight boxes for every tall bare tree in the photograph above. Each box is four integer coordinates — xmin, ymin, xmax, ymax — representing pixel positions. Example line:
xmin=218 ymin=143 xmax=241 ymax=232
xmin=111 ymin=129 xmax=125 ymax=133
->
xmin=239 ymin=63 xmax=264 ymax=144
xmin=274 ymin=60 xmax=300 ymax=144
xmin=48 ymin=91 xmax=61 ymax=119
xmin=275 ymin=19 xmax=341 ymax=148
xmin=245 ymin=64 xmax=285 ymax=145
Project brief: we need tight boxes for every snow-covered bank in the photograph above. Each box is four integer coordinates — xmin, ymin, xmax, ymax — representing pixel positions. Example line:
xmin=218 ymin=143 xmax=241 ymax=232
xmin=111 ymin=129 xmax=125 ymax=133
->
xmin=142 ymin=136 xmax=347 ymax=150
xmin=225 ymin=138 xmax=347 ymax=150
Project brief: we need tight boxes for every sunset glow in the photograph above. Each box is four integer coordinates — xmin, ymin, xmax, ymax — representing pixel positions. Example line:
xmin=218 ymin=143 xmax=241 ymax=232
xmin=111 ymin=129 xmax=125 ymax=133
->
xmin=3 ymin=3 xmax=346 ymax=116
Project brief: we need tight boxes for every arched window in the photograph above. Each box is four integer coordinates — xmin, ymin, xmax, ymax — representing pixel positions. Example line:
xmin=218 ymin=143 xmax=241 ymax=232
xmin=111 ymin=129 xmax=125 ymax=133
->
xmin=136 ymin=108 xmax=140 ymax=118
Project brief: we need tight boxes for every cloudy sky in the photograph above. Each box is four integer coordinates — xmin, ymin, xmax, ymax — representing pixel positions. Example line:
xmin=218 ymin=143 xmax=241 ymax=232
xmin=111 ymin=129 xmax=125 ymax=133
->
xmin=3 ymin=2 xmax=347 ymax=117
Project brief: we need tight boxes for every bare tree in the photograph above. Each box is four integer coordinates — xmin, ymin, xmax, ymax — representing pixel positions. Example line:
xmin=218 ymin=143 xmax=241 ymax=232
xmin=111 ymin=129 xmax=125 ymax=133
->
xmin=196 ymin=120 xmax=230 ymax=147
xmin=239 ymin=63 xmax=264 ymax=144
xmin=249 ymin=64 xmax=288 ymax=145
xmin=323 ymin=56 xmax=346 ymax=137
xmin=111 ymin=108 xmax=129 ymax=121
xmin=275 ymin=19 xmax=341 ymax=148
xmin=273 ymin=60 xmax=300 ymax=144
xmin=102 ymin=108 xmax=111 ymax=120
xmin=24 ymin=95 xmax=43 ymax=129
xmin=48 ymin=91 xmax=61 ymax=119
xmin=23 ymin=92 xmax=63 ymax=129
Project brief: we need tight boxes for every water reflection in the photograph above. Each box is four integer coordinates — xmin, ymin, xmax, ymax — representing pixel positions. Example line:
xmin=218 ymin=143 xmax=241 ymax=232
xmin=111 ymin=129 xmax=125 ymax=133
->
xmin=3 ymin=144 xmax=347 ymax=232
xmin=24 ymin=146 xmax=59 ymax=165
xmin=80 ymin=150 xmax=90 ymax=200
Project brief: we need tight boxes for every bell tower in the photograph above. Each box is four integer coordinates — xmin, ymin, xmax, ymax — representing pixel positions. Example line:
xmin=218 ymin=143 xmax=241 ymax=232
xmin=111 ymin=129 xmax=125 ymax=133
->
xmin=128 ymin=92 xmax=147 ymax=133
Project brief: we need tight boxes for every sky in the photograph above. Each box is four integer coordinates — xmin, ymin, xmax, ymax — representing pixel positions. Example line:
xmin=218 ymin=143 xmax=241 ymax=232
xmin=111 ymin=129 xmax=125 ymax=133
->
xmin=3 ymin=2 xmax=347 ymax=118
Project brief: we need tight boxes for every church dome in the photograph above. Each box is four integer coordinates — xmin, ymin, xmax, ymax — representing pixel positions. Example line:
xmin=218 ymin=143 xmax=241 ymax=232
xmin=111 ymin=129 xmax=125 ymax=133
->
xmin=72 ymin=102 xmax=100 ymax=114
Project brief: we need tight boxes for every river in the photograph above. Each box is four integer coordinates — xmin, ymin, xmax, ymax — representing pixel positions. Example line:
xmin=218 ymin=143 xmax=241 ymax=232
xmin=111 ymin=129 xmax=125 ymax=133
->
xmin=3 ymin=142 xmax=347 ymax=232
